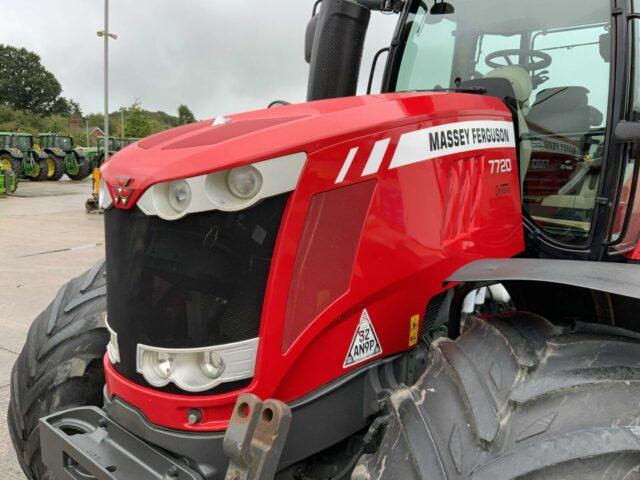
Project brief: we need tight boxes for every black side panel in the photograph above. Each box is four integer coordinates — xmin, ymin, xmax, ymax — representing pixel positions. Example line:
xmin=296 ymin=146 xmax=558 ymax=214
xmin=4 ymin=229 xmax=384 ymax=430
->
xmin=307 ymin=0 xmax=371 ymax=101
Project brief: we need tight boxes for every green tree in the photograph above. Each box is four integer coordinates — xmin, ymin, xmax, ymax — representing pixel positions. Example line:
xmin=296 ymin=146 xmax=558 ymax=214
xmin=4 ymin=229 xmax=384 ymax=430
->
xmin=178 ymin=104 xmax=196 ymax=125
xmin=50 ymin=97 xmax=82 ymax=116
xmin=0 ymin=44 xmax=62 ymax=113
xmin=124 ymin=102 xmax=166 ymax=138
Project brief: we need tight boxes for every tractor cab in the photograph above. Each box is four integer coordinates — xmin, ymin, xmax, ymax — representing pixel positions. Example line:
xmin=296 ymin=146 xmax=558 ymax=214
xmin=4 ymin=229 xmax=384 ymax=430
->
xmin=39 ymin=133 xmax=74 ymax=152
xmin=308 ymin=0 xmax=637 ymax=261
xmin=386 ymin=0 xmax=611 ymax=253
xmin=11 ymin=133 xmax=34 ymax=153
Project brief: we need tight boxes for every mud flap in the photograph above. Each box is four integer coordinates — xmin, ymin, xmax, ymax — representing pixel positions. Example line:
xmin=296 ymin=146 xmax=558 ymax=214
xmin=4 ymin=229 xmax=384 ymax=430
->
xmin=351 ymin=386 xmax=440 ymax=480
xmin=40 ymin=407 xmax=202 ymax=479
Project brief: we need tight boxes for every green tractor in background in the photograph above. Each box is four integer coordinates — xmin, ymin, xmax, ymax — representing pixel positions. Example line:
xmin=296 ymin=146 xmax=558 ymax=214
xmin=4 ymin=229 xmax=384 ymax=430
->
xmin=86 ymin=136 xmax=140 ymax=170
xmin=38 ymin=133 xmax=92 ymax=181
xmin=0 ymin=133 xmax=49 ymax=181
xmin=92 ymin=136 xmax=124 ymax=168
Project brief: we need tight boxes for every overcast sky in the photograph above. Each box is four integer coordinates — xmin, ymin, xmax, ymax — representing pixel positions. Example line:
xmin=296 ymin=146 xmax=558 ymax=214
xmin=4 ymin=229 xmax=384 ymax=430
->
xmin=2 ymin=1 xmax=397 ymax=119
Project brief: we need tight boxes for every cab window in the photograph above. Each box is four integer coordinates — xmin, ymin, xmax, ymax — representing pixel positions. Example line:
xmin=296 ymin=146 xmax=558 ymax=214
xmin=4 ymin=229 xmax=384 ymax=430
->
xmin=391 ymin=0 xmax=612 ymax=246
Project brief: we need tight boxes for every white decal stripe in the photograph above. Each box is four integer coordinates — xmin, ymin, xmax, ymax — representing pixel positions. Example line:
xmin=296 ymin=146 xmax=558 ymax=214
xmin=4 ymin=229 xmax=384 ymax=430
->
xmin=361 ymin=138 xmax=391 ymax=177
xmin=390 ymin=120 xmax=516 ymax=169
xmin=335 ymin=147 xmax=358 ymax=183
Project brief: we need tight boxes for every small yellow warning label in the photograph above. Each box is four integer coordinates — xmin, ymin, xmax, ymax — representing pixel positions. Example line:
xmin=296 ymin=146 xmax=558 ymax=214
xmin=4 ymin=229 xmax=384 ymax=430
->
xmin=409 ymin=314 xmax=420 ymax=347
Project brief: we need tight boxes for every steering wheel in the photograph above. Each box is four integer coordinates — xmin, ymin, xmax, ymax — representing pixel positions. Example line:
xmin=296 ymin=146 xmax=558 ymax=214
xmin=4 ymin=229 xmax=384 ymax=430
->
xmin=485 ymin=49 xmax=552 ymax=72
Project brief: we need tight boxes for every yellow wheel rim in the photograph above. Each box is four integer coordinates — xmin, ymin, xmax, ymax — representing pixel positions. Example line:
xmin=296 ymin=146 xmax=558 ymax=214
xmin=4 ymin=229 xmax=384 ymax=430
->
xmin=33 ymin=162 xmax=41 ymax=177
xmin=46 ymin=158 xmax=55 ymax=177
xmin=0 ymin=159 xmax=10 ymax=171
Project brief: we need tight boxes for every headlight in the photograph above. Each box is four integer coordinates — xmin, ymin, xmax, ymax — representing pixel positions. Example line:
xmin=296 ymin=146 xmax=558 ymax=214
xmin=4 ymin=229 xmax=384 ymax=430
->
xmin=227 ymin=166 xmax=262 ymax=199
xmin=168 ymin=179 xmax=192 ymax=212
xmin=201 ymin=351 xmax=225 ymax=379
xmin=153 ymin=352 xmax=175 ymax=378
xmin=136 ymin=153 xmax=306 ymax=220
xmin=98 ymin=176 xmax=113 ymax=209
xmin=140 ymin=350 xmax=175 ymax=386
xmin=136 ymin=338 xmax=259 ymax=392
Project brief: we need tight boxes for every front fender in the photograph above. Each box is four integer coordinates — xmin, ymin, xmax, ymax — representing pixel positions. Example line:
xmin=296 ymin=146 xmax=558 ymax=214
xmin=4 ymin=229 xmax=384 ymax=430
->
xmin=33 ymin=150 xmax=49 ymax=160
xmin=45 ymin=148 xmax=65 ymax=159
xmin=448 ymin=258 xmax=640 ymax=300
xmin=1 ymin=148 xmax=24 ymax=159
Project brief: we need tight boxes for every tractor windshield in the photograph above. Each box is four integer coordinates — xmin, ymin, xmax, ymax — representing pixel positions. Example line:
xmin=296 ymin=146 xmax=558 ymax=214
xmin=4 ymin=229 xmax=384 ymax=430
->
xmin=391 ymin=0 xmax=611 ymax=246
xmin=12 ymin=136 xmax=32 ymax=151
xmin=55 ymin=137 xmax=73 ymax=150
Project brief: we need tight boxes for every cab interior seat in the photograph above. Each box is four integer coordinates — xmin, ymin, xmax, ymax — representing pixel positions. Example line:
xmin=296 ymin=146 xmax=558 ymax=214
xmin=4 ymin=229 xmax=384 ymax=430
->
xmin=526 ymin=86 xmax=604 ymax=135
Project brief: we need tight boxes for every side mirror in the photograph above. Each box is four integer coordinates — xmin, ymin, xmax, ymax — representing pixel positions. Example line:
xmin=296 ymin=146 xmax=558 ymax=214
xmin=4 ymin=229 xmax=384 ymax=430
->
xmin=430 ymin=0 xmax=455 ymax=15
xmin=615 ymin=121 xmax=640 ymax=143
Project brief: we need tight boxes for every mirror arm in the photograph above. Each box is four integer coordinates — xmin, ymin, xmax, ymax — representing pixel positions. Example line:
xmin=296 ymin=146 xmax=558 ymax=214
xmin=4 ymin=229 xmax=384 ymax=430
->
xmin=367 ymin=47 xmax=390 ymax=95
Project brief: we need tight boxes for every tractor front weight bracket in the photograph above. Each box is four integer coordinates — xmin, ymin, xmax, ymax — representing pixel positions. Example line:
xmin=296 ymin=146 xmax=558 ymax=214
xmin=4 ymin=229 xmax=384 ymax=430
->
xmin=223 ymin=394 xmax=292 ymax=480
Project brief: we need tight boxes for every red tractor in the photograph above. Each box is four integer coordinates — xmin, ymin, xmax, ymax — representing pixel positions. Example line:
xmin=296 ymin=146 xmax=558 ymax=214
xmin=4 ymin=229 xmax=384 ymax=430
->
xmin=9 ymin=0 xmax=640 ymax=479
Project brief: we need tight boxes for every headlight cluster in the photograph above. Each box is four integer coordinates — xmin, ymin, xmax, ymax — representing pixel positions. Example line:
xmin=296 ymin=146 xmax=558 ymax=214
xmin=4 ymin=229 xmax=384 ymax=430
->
xmin=135 ymin=152 xmax=306 ymax=220
xmin=136 ymin=338 xmax=259 ymax=392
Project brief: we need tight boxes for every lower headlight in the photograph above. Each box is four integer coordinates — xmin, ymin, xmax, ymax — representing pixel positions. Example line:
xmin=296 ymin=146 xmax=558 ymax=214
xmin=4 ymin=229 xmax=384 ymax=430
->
xmin=136 ymin=338 xmax=259 ymax=392
xmin=201 ymin=351 xmax=225 ymax=379
xmin=227 ymin=165 xmax=263 ymax=199
xmin=140 ymin=350 xmax=175 ymax=386
xmin=168 ymin=179 xmax=192 ymax=212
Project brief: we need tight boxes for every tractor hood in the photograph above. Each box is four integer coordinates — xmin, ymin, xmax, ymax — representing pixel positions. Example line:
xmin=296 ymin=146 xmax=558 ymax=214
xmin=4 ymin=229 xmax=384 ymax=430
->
xmin=101 ymin=91 xmax=510 ymax=210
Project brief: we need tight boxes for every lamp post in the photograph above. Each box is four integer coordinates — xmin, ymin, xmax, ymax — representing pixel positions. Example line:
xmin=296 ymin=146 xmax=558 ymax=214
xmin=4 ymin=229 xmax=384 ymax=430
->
xmin=97 ymin=0 xmax=117 ymax=164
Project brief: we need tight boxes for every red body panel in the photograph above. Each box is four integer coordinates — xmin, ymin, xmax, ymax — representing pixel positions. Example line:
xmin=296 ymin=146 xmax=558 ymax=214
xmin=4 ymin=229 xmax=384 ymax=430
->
xmin=103 ymin=92 xmax=525 ymax=431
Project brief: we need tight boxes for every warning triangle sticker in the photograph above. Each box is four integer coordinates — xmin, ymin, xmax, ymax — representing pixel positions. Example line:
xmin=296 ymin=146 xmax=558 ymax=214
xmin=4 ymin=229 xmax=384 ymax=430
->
xmin=344 ymin=309 xmax=382 ymax=368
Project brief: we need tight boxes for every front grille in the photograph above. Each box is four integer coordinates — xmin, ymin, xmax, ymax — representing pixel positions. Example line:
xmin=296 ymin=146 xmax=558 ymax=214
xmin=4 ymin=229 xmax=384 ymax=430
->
xmin=105 ymin=194 xmax=289 ymax=393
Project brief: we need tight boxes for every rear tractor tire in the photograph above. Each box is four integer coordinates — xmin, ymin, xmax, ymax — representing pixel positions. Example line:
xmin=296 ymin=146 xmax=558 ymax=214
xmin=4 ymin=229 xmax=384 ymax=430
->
xmin=0 ymin=153 xmax=22 ymax=178
xmin=28 ymin=159 xmax=49 ymax=182
xmin=45 ymin=156 xmax=65 ymax=181
xmin=355 ymin=312 xmax=640 ymax=480
xmin=8 ymin=261 xmax=108 ymax=480
xmin=67 ymin=157 xmax=92 ymax=181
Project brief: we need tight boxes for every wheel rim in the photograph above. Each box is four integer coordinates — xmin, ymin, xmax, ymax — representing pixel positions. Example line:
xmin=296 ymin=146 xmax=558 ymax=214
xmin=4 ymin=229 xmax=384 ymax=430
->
xmin=33 ymin=162 xmax=41 ymax=177
xmin=0 ymin=158 xmax=10 ymax=171
xmin=46 ymin=158 xmax=55 ymax=177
